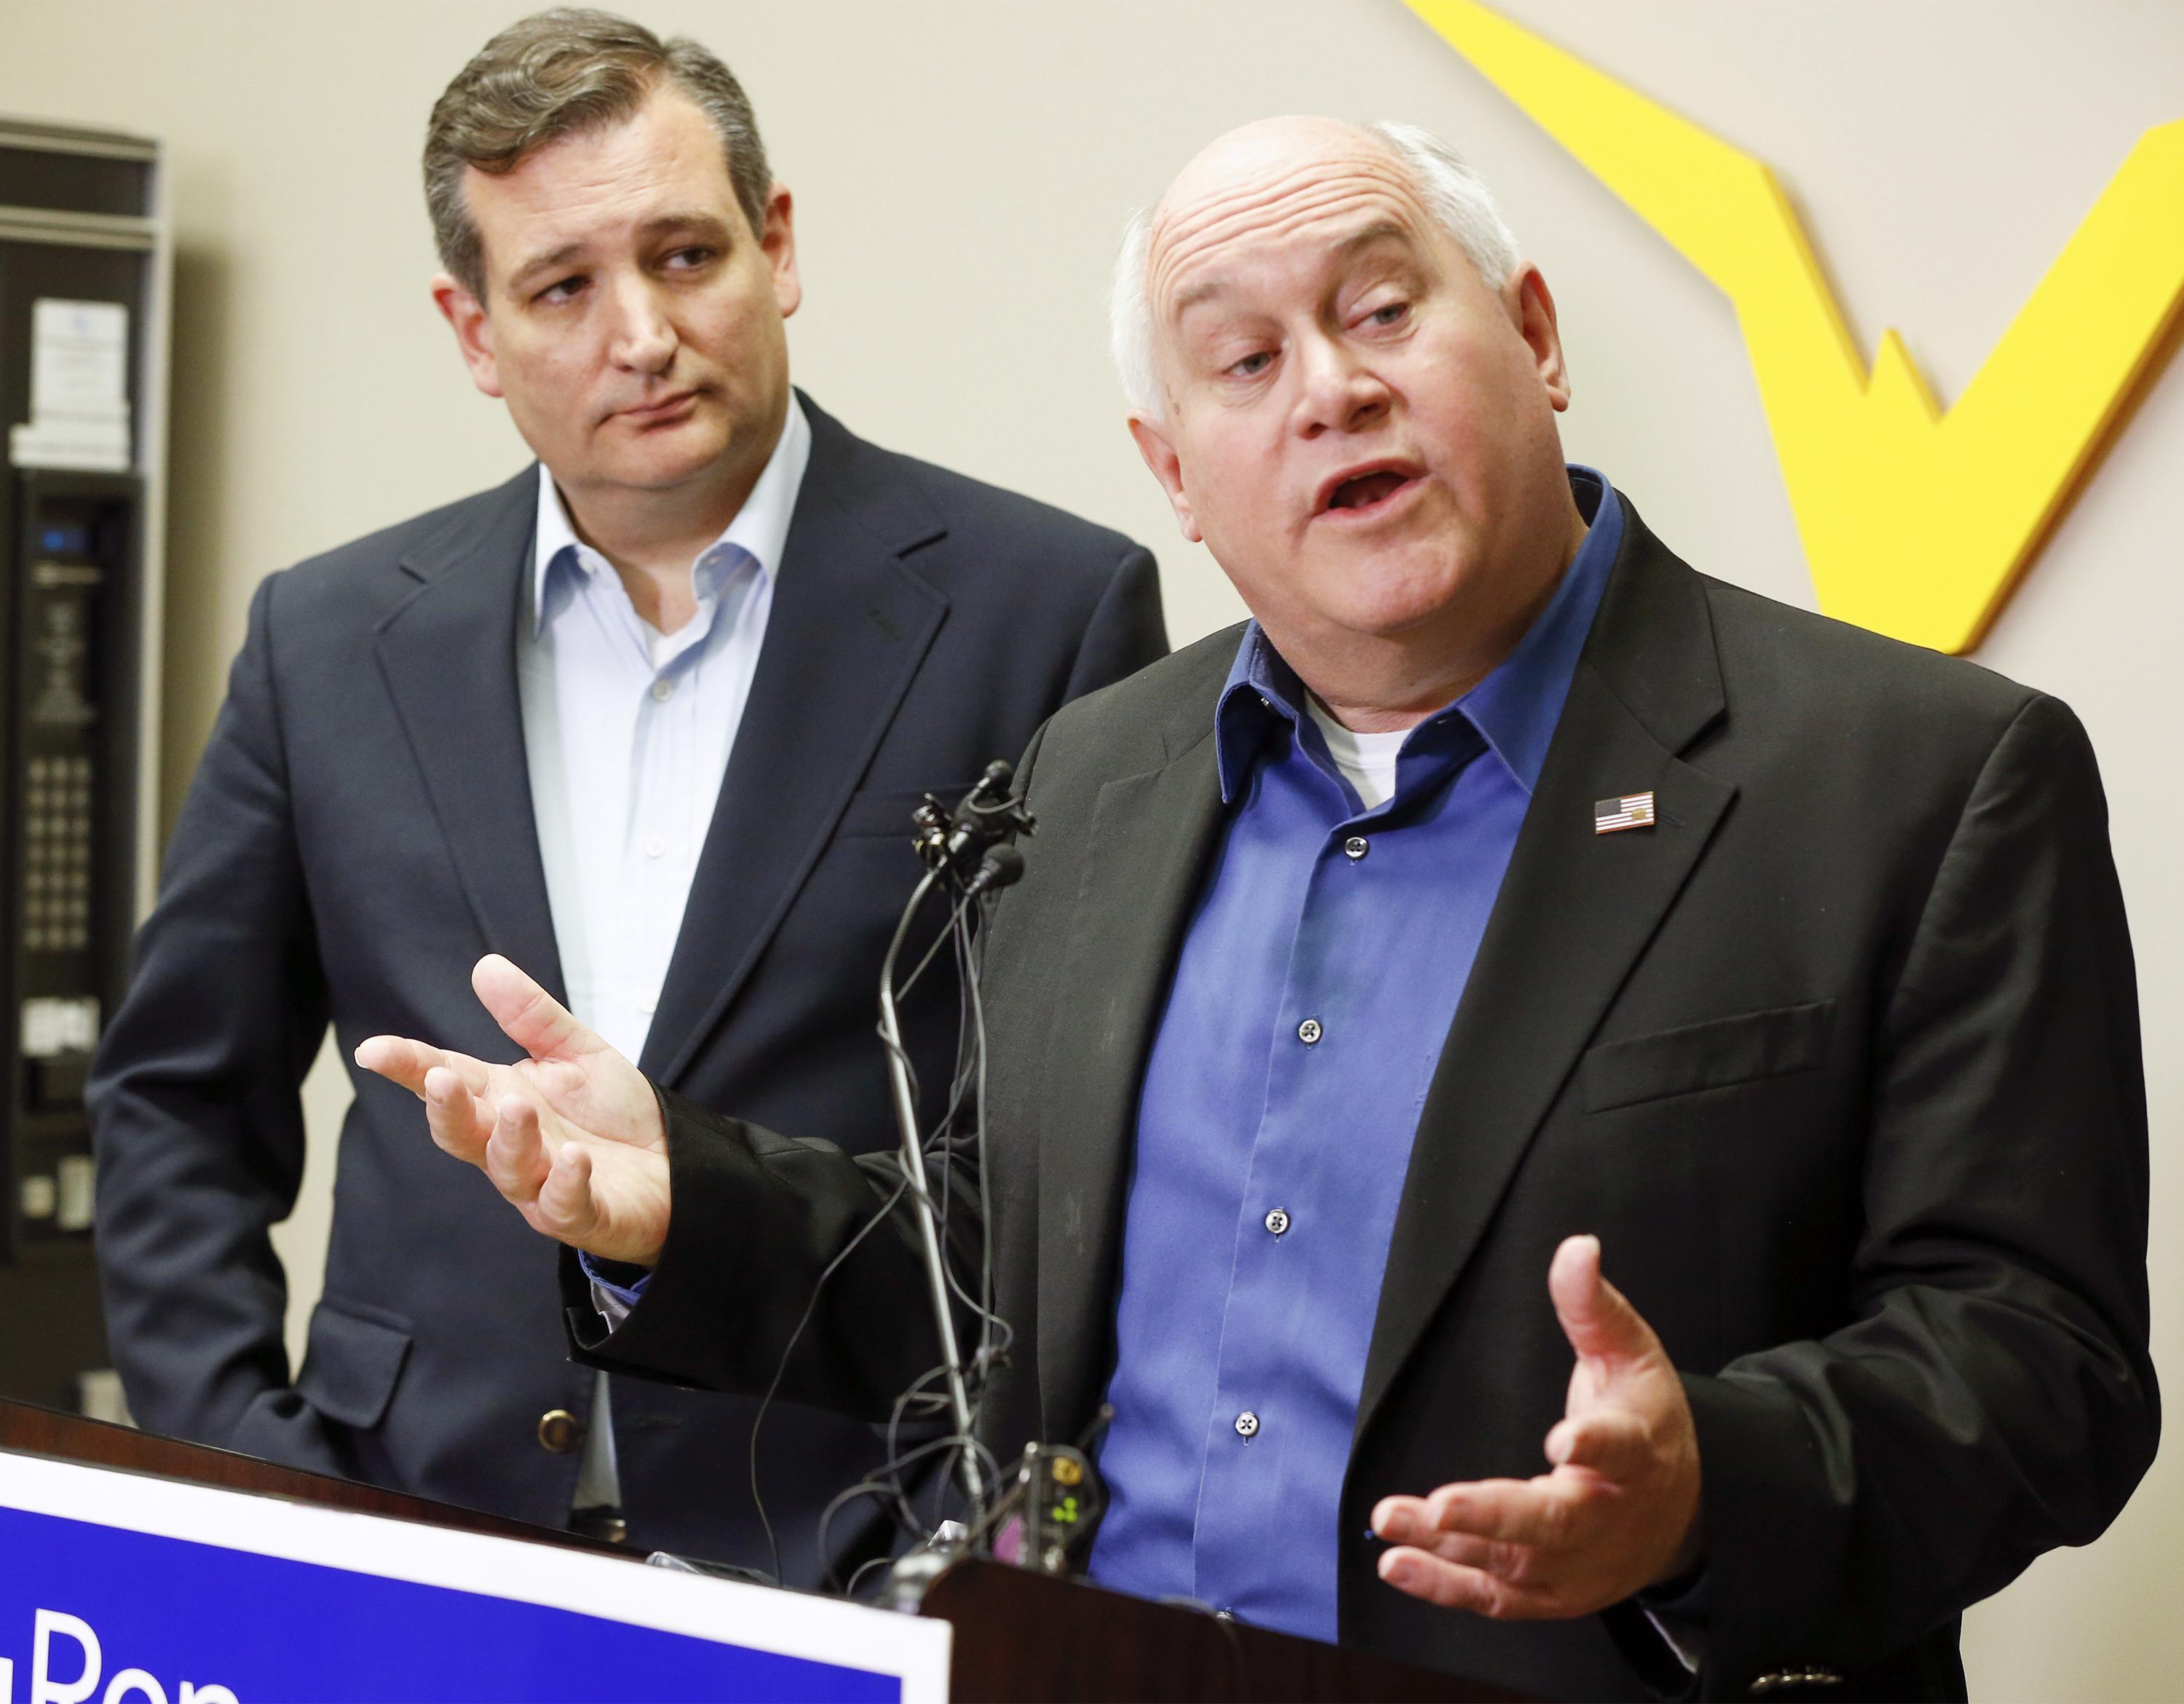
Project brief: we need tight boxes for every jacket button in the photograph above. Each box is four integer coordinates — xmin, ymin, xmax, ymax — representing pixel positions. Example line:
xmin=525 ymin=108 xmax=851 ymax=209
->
xmin=537 ymin=1409 xmax=585 ymax=1453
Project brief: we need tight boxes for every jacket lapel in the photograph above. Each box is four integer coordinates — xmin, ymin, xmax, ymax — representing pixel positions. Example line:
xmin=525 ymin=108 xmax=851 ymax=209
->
xmin=642 ymin=400 xmax=949 ymax=1084
xmin=1034 ymin=670 xmax=1233 ymax=1431
xmin=373 ymin=468 xmax=566 ymax=1003
xmin=1355 ymin=512 xmax=1736 ymax=1439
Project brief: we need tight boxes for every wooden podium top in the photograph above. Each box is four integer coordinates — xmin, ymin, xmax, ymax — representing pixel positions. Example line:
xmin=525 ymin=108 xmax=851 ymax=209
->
xmin=1 ymin=1397 xmax=1523 ymax=1702
xmin=919 ymin=1557 xmax=1527 ymax=1703
xmin=0 ymin=1393 xmax=604 ymax=1550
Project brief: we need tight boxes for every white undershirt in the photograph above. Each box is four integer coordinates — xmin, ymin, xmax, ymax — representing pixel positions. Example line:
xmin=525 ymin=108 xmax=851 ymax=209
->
xmin=1304 ymin=695 xmax=1409 ymax=810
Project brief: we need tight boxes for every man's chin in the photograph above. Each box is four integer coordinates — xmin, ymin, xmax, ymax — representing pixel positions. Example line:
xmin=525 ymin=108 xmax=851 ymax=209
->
xmin=1303 ymin=548 xmax=1481 ymax=636
xmin=593 ymin=435 xmax=737 ymax=495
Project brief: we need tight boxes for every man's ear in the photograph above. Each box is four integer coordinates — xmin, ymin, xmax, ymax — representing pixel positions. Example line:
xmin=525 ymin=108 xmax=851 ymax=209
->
xmin=1505 ymin=262 xmax=1572 ymax=413
xmin=757 ymin=183 xmax=802 ymax=320
xmin=1127 ymin=410 xmax=1202 ymax=544
xmin=431 ymin=272 xmax=504 ymax=400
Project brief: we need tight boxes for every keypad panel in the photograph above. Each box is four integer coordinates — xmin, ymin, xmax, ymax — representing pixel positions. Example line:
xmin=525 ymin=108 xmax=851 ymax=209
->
xmin=23 ymin=754 xmax=93 ymax=953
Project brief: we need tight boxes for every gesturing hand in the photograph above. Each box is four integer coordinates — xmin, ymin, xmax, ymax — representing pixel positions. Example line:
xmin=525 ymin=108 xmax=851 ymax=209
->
xmin=1370 ymin=1234 xmax=1702 ymax=1619
xmin=354 ymin=955 xmax=672 ymax=1266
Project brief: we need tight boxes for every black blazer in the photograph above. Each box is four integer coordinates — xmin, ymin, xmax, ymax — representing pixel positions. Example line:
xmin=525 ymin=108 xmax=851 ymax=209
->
xmin=89 ymin=395 xmax=1166 ymax=1582
xmin=575 ymin=502 xmax=2155 ymax=1700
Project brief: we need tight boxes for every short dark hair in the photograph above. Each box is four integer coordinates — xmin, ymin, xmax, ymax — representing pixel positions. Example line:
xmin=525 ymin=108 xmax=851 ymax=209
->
xmin=422 ymin=8 xmax=772 ymax=300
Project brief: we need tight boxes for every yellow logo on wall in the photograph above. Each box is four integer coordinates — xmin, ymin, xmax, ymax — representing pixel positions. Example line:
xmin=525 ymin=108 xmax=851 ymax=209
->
xmin=1404 ymin=0 xmax=2184 ymax=654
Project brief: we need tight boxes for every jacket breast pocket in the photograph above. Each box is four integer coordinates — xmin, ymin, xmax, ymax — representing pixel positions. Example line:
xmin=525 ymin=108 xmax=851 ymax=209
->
xmin=834 ymin=784 xmax=978 ymax=840
xmin=1581 ymin=1000 xmax=1835 ymax=1113
xmin=294 ymin=1296 xmax=414 ymax=1430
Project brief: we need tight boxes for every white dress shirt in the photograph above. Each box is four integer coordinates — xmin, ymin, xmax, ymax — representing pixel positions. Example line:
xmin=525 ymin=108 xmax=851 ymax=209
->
xmin=516 ymin=396 xmax=812 ymax=1515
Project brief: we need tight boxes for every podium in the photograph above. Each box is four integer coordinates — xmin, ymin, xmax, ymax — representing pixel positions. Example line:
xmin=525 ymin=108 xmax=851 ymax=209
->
xmin=0 ymin=1399 xmax=1521 ymax=1702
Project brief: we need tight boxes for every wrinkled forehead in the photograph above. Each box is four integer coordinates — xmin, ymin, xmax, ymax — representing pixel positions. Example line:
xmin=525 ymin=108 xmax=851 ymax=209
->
xmin=1147 ymin=141 xmax=1436 ymax=326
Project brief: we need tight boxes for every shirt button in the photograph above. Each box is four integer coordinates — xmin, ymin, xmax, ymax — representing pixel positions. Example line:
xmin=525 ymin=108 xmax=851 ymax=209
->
xmin=1264 ymin=1207 xmax=1290 ymax=1236
xmin=636 ymin=995 xmax=657 ymax=1016
xmin=1297 ymin=1017 xmax=1322 ymax=1046
xmin=1343 ymin=835 xmax=1369 ymax=861
xmin=643 ymin=835 xmax=667 ymax=859
xmin=1234 ymin=1411 xmax=1259 ymax=1439
xmin=650 ymin=679 xmax=675 ymax=702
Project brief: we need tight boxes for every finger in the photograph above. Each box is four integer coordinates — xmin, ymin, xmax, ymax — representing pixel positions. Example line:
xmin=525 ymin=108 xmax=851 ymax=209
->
xmin=481 ymin=1092 xmax=553 ymax=1206
xmin=1548 ymin=1234 xmax=1658 ymax=1364
xmin=419 ymin=1065 xmax=496 ymax=1164
xmin=1546 ymin=1409 xmax=1650 ymax=1479
xmin=472 ymin=955 xmax=608 ymax=1063
xmin=1398 ymin=1525 xmax=1548 ymax=1584
xmin=357 ymin=1036 xmax=496 ymax=1100
xmin=1376 ymin=1547 xmax=1563 ymax=1619
xmin=536 ymin=1141 xmax=608 ymax=1244
xmin=1372 ymin=1494 xmax=1436 ymax=1546
xmin=1427 ymin=1475 xmax=1588 ymax=1550
xmin=355 ymin=1035 xmax=450 ymax=1096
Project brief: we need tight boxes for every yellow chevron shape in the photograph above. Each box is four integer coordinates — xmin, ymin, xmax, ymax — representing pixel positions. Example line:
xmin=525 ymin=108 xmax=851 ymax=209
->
xmin=1404 ymin=0 xmax=2184 ymax=652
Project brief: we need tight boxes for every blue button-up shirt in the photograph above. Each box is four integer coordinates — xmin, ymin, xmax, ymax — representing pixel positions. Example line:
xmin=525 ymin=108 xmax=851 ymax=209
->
xmin=1088 ymin=468 xmax=1623 ymax=1641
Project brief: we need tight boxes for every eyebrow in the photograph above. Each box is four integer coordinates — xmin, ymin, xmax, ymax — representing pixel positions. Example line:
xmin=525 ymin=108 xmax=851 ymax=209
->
xmin=1168 ymin=218 xmax=1417 ymax=321
xmin=505 ymin=210 xmax=739 ymax=293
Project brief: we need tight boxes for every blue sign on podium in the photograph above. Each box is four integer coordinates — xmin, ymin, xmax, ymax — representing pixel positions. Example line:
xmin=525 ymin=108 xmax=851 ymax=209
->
xmin=0 ymin=1451 xmax=950 ymax=1703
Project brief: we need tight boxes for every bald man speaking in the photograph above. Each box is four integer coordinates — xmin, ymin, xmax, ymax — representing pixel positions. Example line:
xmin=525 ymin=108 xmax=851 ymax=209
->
xmin=361 ymin=119 xmax=2154 ymax=1700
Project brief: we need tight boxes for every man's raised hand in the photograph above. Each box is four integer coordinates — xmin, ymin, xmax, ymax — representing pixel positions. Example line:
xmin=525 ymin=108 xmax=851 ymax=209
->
xmin=1369 ymin=1234 xmax=1702 ymax=1619
xmin=354 ymin=955 xmax=672 ymax=1266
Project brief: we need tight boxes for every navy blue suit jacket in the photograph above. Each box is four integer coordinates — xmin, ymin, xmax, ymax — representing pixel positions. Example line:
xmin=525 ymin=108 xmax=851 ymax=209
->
xmin=88 ymin=395 xmax=1166 ymax=1581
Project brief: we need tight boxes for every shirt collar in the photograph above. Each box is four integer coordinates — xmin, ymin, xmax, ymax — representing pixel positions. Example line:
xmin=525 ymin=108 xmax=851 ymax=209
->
xmin=1214 ymin=465 xmax=1623 ymax=803
xmin=531 ymin=391 xmax=813 ymax=633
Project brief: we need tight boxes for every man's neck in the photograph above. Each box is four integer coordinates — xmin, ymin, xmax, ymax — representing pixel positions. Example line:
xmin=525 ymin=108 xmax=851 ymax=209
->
xmin=555 ymin=416 xmax=783 ymax=634
xmin=1286 ymin=494 xmax=1589 ymax=735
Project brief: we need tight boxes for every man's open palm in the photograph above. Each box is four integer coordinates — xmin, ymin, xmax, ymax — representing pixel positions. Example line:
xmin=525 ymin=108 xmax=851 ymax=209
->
xmin=355 ymin=955 xmax=672 ymax=1266
xmin=1370 ymin=1235 xmax=1703 ymax=1618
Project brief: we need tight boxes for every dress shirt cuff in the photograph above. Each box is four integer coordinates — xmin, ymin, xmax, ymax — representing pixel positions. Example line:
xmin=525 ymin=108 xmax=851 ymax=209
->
xmin=579 ymin=1253 xmax=651 ymax=1330
xmin=1638 ymin=1567 xmax=1709 ymax=1676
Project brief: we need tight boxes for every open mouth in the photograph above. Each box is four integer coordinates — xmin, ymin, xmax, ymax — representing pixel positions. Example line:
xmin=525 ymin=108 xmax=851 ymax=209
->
xmin=1319 ymin=464 xmax=1423 ymax=517
xmin=1329 ymin=470 xmax=1411 ymax=510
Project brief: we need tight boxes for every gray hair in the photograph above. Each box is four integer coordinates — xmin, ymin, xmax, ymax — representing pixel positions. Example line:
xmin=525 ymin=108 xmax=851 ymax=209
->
xmin=1107 ymin=120 xmax=1522 ymax=417
xmin=423 ymin=8 xmax=772 ymax=302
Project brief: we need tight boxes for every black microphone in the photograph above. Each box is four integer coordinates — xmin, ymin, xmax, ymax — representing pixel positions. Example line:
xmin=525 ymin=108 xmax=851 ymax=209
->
xmin=964 ymin=845 xmax=1025 ymax=899
xmin=911 ymin=762 xmax=1036 ymax=892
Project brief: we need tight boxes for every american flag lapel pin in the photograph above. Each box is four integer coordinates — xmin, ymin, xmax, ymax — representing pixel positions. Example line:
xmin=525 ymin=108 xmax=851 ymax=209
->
xmin=1594 ymin=791 xmax=1657 ymax=835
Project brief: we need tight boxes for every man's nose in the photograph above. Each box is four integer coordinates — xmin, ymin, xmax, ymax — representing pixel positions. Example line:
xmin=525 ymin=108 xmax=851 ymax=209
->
xmin=605 ymin=275 xmax=677 ymax=374
xmin=1291 ymin=334 xmax=1390 ymax=437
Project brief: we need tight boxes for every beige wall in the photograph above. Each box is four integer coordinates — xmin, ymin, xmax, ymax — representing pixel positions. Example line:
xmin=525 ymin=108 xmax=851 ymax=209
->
xmin=3 ymin=1 xmax=2176 ymax=1693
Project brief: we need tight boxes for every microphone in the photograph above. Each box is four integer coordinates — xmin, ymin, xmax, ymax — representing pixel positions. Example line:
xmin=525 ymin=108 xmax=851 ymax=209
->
xmin=911 ymin=761 xmax=1035 ymax=892
xmin=963 ymin=845 xmax=1024 ymax=899
xmin=876 ymin=765 xmax=1037 ymax=1528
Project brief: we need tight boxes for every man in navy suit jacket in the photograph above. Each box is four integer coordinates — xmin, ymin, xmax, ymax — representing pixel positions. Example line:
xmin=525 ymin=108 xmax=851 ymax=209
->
xmin=87 ymin=11 xmax=1162 ymax=1584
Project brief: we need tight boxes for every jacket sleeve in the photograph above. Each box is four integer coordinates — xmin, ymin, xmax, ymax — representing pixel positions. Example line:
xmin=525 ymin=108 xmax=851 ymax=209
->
xmin=559 ymin=719 xmax=1061 ymax=1416
xmin=88 ymin=572 xmax=338 ymax=1464
xmin=1062 ymin=544 xmax=1167 ymax=701
xmin=1685 ymin=693 xmax=2158 ymax=1696
xmin=559 ymin=1086 xmax=959 ymax=1421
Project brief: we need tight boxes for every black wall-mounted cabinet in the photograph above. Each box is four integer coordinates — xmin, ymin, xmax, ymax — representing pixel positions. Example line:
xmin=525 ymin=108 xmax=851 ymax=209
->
xmin=0 ymin=119 xmax=165 ymax=1415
